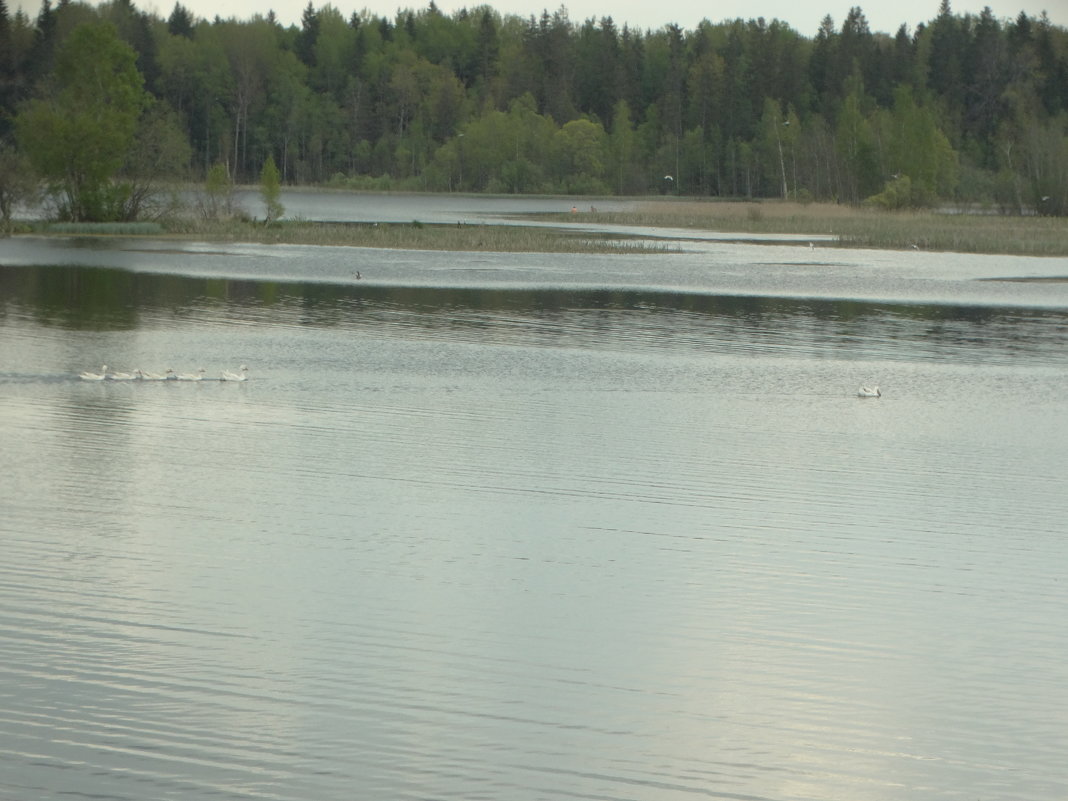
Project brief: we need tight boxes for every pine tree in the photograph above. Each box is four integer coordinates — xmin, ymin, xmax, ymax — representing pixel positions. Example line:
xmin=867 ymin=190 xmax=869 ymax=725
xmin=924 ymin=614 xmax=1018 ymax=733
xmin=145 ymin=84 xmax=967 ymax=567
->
xmin=167 ymin=2 xmax=194 ymax=38
xmin=296 ymin=2 xmax=319 ymax=67
xmin=0 ymin=0 xmax=15 ymax=129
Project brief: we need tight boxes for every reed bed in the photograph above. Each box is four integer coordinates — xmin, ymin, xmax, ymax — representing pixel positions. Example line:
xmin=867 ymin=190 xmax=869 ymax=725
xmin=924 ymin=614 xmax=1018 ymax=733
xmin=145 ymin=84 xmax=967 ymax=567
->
xmin=25 ymin=200 xmax=1067 ymax=256
xmin=557 ymin=199 xmax=1068 ymax=256
xmin=44 ymin=221 xmax=165 ymax=235
xmin=161 ymin=219 xmax=676 ymax=253
xmin=832 ymin=213 xmax=1068 ymax=255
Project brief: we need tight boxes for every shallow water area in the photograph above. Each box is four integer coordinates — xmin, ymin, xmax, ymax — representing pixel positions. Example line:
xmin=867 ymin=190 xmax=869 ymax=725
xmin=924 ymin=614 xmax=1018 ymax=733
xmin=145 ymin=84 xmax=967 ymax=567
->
xmin=5 ymin=228 xmax=1068 ymax=310
xmin=2 ymin=194 xmax=1068 ymax=801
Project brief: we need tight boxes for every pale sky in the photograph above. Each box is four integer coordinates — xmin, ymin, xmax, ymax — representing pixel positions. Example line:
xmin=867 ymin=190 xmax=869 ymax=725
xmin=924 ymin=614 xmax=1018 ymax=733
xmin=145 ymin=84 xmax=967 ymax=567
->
xmin=12 ymin=0 xmax=1062 ymax=37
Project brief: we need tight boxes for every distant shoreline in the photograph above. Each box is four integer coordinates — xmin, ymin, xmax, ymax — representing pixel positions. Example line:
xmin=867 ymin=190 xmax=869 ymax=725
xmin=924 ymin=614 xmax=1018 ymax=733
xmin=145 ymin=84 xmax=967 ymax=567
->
xmin=9 ymin=196 xmax=1068 ymax=257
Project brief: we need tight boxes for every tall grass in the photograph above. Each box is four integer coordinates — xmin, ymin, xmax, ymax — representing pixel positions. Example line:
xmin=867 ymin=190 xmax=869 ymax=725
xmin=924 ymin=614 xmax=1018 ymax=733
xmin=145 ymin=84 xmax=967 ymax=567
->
xmin=27 ymin=199 xmax=1067 ymax=256
xmin=161 ymin=218 xmax=676 ymax=253
xmin=832 ymin=213 xmax=1068 ymax=255
xmin=44 ymin=221 xmax=165 ymax=235
xmin=558 ymin=199 xmax=1068 ymax=256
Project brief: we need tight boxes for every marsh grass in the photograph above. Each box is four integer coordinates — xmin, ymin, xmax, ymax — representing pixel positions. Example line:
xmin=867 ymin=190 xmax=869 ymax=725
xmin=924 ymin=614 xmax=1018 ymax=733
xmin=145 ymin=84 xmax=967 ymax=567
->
xmin=160 ymin=218 xmax=675 ymax=253
xmin=44 ymin=221 xmax=165 ymax=235
xmin=832 ymin=213 xmax=1068 ymax=255
xmin=23 ymin=198 xmax=1067 ymax=256
xmin=550 ymin=200 xmax=1068 ymax=256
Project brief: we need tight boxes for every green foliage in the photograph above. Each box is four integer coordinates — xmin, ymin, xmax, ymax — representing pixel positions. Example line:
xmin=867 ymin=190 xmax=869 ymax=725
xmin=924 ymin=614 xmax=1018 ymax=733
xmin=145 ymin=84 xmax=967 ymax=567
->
xmin=119 ymin=102 xmax=193 ymax=220
xmin=866 ymin=175 xmax=935 ymax=210
xmin=608 ymin=100 xmax=641 ymax=195
xmin=260 ymin=155 xmax=284 ymax=224
xmin=4 ymin=2 xmax=1068 ymax=212
xmin=0 ymin=142 xmax=38 ymax=232
xmin=873 ymin=86 xmax=957 ymax=199
xmin=553 ymin=118 xmax=607 ymax=191
xmin=835 ymin=76 xmax=882 ymax=203
xmin=434 ymin=92 xmax=556 ymax=192
xmin=199 ymin=162 xmax=239 ymax=220
xmin=759 ymin=98 xmax=789 ymax=198
xmin=1018 ymin=114 xmax=1068 ymax=216
xmin=15 ymin=21 xmax=147 ymax=221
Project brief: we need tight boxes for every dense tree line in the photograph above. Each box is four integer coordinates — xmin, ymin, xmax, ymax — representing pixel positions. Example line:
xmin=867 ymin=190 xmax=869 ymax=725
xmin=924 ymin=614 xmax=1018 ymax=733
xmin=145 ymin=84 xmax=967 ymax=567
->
xmin=1 ymin=0 xmax=1067 ymax=221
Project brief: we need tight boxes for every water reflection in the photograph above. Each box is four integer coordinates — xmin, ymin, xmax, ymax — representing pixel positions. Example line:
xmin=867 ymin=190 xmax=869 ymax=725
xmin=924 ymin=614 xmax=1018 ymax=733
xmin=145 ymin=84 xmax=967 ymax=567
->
xmin=2 ymin=257 xmax=1068 ymax=801
xmin=3 ymin=263 xmax=1067 ymax=371
xmin=5 ymin=230 xmax=1068 ymax=311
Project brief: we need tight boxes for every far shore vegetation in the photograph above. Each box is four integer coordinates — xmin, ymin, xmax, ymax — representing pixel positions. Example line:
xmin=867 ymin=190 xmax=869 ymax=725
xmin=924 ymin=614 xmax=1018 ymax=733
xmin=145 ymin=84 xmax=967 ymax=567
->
xmin=543 ymin=200 xmax=1068 ymax=256
xmin=12 ymin=194 xmax=1068 ymax=257
xmin=3 ymin=0 xmax=1068 ymax=255
xmin=3 ymin=3 xmax=1067 ymax=259
xmin=20 ymin=211 xmax=678 ymax=254
xmin=164 ymin=216 xmax=679 ymax=254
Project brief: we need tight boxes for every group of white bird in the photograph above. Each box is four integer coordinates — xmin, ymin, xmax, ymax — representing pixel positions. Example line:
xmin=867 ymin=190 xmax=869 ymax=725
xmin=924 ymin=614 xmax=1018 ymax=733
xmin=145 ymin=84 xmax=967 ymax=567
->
xmin=79 ymin=365 xmax=249 ymax=382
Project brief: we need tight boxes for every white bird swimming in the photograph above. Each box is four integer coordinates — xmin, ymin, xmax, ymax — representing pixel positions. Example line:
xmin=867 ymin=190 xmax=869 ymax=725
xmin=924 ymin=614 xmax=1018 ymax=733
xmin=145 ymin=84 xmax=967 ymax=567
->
xmin=109 ymin=368 xmax=138 ymax=380
xmin=139 ymin=368 xmax=174 ymax=381
xmin=177 ymin=368 xmax=206 ymax=381
xmin=221 ymin=365 xmax=249 ymax=382
xmin=79 ymin=365 xmax=107 ymax=381
xmin=857 ymin=385 xmax=881 ymax=398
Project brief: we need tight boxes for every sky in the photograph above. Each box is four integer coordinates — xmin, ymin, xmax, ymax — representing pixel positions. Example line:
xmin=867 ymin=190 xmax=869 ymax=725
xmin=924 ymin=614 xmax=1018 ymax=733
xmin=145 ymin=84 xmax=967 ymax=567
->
xmin=11 ymin=0 xmax=1063 ymax=37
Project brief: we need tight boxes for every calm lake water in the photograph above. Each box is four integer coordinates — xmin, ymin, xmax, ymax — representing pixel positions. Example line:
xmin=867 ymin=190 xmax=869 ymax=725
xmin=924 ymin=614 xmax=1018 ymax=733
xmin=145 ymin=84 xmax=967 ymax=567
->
xmin=2 ymin=194 xmax=1068 ymax=801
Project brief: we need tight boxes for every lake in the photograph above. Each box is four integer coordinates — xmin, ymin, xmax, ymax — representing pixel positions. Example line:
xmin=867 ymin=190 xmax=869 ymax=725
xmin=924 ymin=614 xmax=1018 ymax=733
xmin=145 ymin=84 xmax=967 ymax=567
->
xmin=2 ymin=193 xmax=1068 ymax=801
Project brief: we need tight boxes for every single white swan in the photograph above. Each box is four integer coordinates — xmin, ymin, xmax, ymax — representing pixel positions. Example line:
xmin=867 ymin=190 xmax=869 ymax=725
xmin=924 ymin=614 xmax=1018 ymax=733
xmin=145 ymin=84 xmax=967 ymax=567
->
xmin=221 ymin=365 xmax=249 ymax=382
xmin=177 ymin=368 xmax=206 ymax=381
xmin=857 ymin=385 xmax=881 ymax=398
xmin=80 ymin=365 xmax=107 ymax=381
xmin=109 ymin=368 xmax=137 ymax=380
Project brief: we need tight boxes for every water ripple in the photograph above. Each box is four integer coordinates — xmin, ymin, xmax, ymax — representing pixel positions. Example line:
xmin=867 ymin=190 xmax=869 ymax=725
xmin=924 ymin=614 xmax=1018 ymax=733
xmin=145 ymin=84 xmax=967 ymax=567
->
xmin=3 ymin=266 xmax=1068 ymax=801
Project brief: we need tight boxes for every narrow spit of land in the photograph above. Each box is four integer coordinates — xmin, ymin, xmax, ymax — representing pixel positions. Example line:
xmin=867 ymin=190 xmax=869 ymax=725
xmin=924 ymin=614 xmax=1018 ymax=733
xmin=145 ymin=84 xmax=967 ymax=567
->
xmin=536 ymin=199 xmax=1068 ymax=257
xmin=32 ymin=218 xmax=672 ymax=254
xmin=15 ymin=198 xmax=1068 ymax=257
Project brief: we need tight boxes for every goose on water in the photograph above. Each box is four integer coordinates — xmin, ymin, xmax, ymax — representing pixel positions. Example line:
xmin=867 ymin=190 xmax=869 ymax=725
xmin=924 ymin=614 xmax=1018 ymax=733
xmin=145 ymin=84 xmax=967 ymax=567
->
xmin=79 ymin=365 xmax=107 ymax=381
xmin=857 ymin=385 xmax=881 ymax=398
xmin=221 ymin=365 xmax=249 ymax=382
xmin=109 ymin=368 xmax=138 ymax=380
xmin=177 ymin=368 xmax=206 ymax=381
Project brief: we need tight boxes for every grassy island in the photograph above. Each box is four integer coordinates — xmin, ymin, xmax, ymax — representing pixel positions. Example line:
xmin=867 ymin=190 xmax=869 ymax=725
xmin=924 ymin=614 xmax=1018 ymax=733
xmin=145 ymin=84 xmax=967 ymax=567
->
xmin=15 ymin=197 xmax=1068 ymax=257
xmin=539 ymin=200 xmax=1068 ymax=257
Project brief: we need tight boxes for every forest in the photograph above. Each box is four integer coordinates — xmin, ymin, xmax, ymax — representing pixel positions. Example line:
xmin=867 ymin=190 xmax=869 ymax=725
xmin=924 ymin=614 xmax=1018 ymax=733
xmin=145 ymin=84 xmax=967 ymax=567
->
xmin=1 ymin=0 xmax=1067 ymax=222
